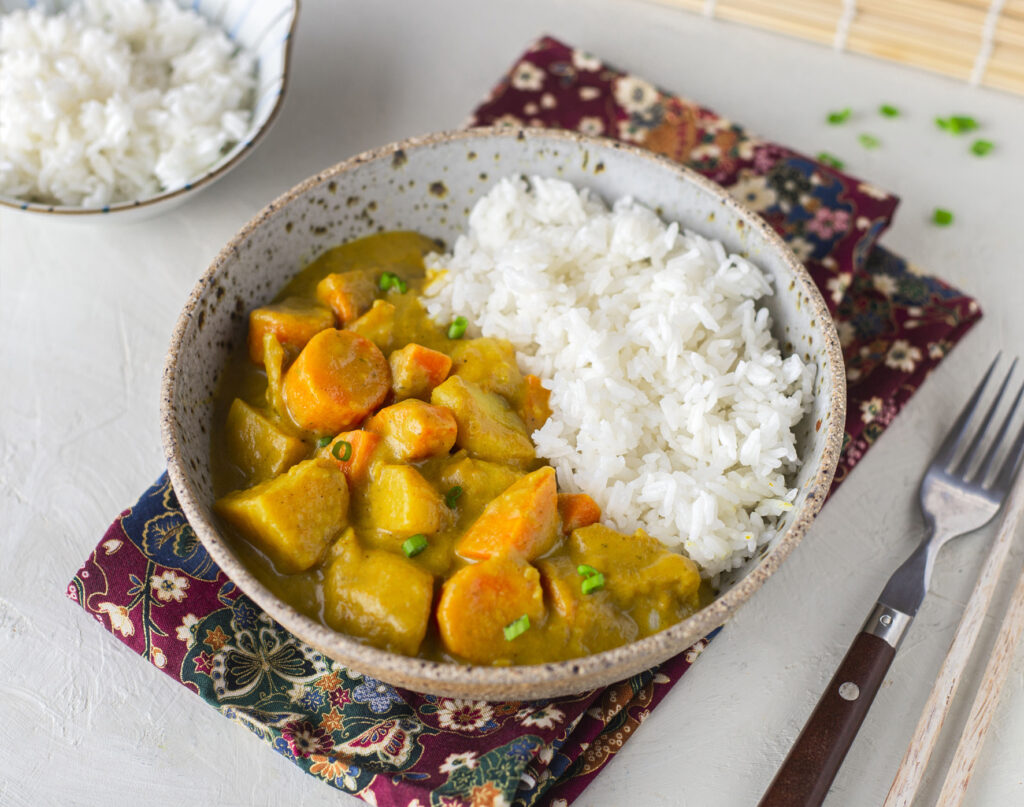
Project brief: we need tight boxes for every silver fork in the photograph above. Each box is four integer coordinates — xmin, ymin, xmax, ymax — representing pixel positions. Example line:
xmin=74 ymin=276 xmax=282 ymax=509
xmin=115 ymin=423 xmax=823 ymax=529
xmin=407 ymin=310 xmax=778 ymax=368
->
xmin=759 ymin=354 xmax=1024 ymax=807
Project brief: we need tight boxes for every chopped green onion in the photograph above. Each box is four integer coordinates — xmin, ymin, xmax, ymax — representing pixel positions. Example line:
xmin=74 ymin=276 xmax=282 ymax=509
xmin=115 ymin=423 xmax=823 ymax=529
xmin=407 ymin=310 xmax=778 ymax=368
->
xmin=379 ymin=272 xmax=407 ymax=293
xmin=971 ymin=139 xmax=994 ymax=156
xmin=315 ymin=436 xmax=332 ymax=449
xmin=932 ymin=208 xmax=954 ymax=226
xmin=826 ymin=108 xmax=852 ymax=125
xmin=576 ymin=564 xmax=600 ymax=578
xmin=503 ymin=614 xmax=531 ymax=641
xmin=879 ymin=104 xmax=900 ymax=118
xmin=858 ymin=133 xmax=881 ymax=149
xmin=332 ymin=440 xmax=353 ymax=461
xmin=581 ymin=573 xmax=606 ymax=595
xmin=402 ymin=534 xmax=429 ymax=557
xmin=936 ymin=115 xmax=979 ymax=135
xmin=444 ymin=485 xmax=463 ymax=509
xmin=447 ymin=316 xmax=468 ymax=339
xmin=816 ymin=152 xmax=845 ymax=170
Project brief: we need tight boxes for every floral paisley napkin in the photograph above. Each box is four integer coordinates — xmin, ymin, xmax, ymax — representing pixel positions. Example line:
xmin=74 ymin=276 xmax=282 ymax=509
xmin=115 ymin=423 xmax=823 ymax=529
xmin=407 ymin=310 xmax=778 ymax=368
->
xmin=69 ymin=35 xmax=981 ymax=807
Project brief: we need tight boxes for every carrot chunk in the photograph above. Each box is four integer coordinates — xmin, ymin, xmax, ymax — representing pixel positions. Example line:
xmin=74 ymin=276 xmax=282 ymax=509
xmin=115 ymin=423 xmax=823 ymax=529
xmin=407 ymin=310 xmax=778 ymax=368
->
xmin=388 ymin=343 xmax=452 ymax=400
xmin=366 ymin=399 xmax=457 ymax=461
xmin=247 ymin=297 xmax=334 ymax=364
xmin=456 ymin=466 xmax=558 ymax=561
xmin=519 ymin=374 xmax=552 ymax=433
xmin=315 ymin=270 xmax=376 ymax=326
xmin=437 ymin=556 xmax=545 ymax=664
xmin=557 ymin=492 xmax=602 ymax=535
xmin=316 ymin=429 xmax=381 ymax=486
xmin=282 ymin=329 xmax=390 ymax=434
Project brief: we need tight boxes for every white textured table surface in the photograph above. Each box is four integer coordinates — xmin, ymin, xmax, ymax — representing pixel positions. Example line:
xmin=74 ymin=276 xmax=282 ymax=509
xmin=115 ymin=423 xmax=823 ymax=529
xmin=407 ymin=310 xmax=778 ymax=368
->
xmin=2 ymin=1 xmax=1024 ymax=805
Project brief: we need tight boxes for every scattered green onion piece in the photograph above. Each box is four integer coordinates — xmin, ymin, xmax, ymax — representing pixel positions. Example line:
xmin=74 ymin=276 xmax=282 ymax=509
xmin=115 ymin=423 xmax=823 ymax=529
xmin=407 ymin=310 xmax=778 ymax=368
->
xmin=315 ymin=436 xmax=332 ymax=449
xmin=395 ymin=277 xmax=408 ymax=293
xmin=816 ymin=152 xmax=845 ymax=170
xmin=444 ymin=485 xmax=463 ymax=509
xmin=581 ymin=573 xmax=606 ymax=595
xmin=879 ymin=104 xmax=900 ymax=118
xmin=379 ymin=272 xmax=395 ymax=291
xmin=503 ymin=614 xmax=531 ymax=641
xmin=826 ymin=107 xmax=852 ymax=125
xmin=576 ymin=564 xmax=600 ymax=578
xmin=932 ymin=208 xmax=954 ymax=226
xmin=971 ymin=139 xmax=994 ymax=156
xmin=332 ymin=440 xmax=353 ymax=461
xmin=950 ymin=115 xmax=979 ymax=133
xmin=447 ymin=316 xmax=468 ymax=339
xmin=402 ymin=534 xmax=429 ymax=557
xmin=858 ymin=133 xmax=881 ymax=149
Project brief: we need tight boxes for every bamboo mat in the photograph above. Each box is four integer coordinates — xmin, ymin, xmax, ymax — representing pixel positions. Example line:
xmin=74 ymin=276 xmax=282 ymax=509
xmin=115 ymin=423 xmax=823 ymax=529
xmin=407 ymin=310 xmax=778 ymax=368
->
xmin=649 ymin=0 xmax=1024 ymax=95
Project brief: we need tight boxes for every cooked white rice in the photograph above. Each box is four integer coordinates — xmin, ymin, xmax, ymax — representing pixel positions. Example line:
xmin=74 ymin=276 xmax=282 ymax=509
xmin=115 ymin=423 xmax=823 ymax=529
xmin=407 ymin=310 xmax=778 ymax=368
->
xmin=423 ymin=176 xmax=814 ymax=578
xmin=0 ymin=0 xmax=255 ymax=207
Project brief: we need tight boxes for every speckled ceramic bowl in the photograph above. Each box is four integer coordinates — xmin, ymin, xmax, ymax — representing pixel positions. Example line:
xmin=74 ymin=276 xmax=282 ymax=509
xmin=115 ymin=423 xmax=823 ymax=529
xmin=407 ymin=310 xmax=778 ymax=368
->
xmin=161 ymin=128 xmax=845 ymax=700
xmin=0 ymin=0 xmax=298 ymax=221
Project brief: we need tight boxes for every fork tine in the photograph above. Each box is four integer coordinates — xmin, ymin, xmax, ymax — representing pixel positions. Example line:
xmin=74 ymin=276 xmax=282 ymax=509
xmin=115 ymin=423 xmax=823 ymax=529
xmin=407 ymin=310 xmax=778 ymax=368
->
xmin=933 ymin=353 xmax=1001 ymax=469
xmin=976 ymin=380 xmax=1024 ymax=484
xmin=955 ymin=358 xmax=1018 ymax=478
xmin=991 ymin=394 xmax=1024 ymax=493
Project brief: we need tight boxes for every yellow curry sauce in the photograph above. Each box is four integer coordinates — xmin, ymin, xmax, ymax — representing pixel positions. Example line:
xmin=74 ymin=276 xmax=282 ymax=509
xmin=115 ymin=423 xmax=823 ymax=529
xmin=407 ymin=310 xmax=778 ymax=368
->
xmin=211 ymin=231 xmax=704 ymax=665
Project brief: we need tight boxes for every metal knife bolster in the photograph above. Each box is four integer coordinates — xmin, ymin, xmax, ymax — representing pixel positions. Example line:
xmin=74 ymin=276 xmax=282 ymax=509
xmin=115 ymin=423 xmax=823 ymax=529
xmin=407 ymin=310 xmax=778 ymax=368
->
xmin=862 ymin=539 xmax=933 ymax=648
xmin=862 ymin=602 xmax=914 ymax=649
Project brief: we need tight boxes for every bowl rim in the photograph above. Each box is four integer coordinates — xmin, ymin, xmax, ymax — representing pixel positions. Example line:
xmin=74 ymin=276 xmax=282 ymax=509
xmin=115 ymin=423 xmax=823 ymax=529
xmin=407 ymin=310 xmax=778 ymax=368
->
xmin=161 ymin=126 xmax=846 ymax=697
xmin=0 ymin=0 xmax=301 ymax=216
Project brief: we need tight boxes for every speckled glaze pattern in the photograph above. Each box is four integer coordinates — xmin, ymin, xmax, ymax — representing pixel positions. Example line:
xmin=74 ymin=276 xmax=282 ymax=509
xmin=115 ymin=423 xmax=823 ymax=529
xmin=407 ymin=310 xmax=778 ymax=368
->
xmin=0 ymin=0 xmax=299 ymax=220
xmin=160 ymin=127 xmax=845 ymax=700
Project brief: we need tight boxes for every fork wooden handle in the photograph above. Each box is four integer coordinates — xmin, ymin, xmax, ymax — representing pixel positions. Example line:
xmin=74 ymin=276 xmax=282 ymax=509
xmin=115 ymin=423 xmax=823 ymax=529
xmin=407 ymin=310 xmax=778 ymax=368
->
xmin=759 ymin=631 xmax=896 ymax=807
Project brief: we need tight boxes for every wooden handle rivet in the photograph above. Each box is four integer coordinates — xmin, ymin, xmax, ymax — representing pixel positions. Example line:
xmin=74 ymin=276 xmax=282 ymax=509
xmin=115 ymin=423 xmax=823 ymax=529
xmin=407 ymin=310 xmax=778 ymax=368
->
xmin=839 ymin=682 xmax=861 ymax=701
xmin=880 ymin=614 xmax=892 ymax=627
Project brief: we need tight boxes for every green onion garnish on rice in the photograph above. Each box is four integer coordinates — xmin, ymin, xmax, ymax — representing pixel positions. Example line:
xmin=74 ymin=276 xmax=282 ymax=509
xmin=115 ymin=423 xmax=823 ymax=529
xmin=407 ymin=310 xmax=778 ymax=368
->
xmin=402 ymin=534 xmax=428 ymax=557
xmin=971 ymin=139 xmax=994 ymax=156
xmin=504 ymin=614 xmax=530 ymax=641
xmin=826 ymin=108 xmax=852 ymax=124
xmin=932 ymin=208 xmax=954 ymax=226
xmin=447 ymin=316 xmax=468 ymax=339
xmin=332 ymin=440 xmax=353 ymax=461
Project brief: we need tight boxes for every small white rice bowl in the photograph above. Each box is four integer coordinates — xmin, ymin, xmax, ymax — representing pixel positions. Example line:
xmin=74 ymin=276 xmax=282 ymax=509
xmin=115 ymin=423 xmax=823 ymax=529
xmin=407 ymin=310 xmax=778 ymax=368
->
xmin=0 ymin=0 xmax=256 ymax=207
xmin=424 ymin=176 xmax=815 ymax=578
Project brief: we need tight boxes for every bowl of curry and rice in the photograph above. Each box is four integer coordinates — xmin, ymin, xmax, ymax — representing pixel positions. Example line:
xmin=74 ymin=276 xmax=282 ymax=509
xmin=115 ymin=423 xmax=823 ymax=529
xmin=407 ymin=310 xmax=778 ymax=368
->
xmin=161 ymin=127 xmax=845 ymax=699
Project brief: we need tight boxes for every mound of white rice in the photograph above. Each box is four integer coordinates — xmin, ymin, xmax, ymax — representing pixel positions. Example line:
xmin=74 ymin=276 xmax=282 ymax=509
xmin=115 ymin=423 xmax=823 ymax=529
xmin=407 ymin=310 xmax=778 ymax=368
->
xmin=424 ymin=176 xmax=814 ymax=578
xmin=0 ymin=0 xmax=255 ymax=207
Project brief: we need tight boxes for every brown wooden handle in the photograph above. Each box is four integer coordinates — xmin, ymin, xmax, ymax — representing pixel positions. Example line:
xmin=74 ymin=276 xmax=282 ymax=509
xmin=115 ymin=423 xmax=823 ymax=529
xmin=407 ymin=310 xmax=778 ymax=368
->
xmin=758 ymin=631 xmax=897 ymax=807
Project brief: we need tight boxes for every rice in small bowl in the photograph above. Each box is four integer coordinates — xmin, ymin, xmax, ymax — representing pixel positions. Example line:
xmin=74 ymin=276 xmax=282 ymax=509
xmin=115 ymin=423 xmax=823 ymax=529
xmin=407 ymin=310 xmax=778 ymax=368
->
xmin=162 ymin=128 xmax=845 ymax=699
xmin=0 ymin=0 xmax=298 ymax=219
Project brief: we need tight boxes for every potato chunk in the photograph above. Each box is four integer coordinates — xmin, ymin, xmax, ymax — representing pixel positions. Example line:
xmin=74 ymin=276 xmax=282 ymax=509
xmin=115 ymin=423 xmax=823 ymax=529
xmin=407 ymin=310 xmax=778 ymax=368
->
xmin=389 ymin=343 xmax=452 ymax=400
xmin=323 ymin=531 xmax=433 ymax=655
xmin=247 ymin=297 xmax=334 ymax=364
xmin=437 ymin=556 xmax=545 ymax=664
xmin=366 ymin=399 xmax=457 ymax=461
xmin=456 ymin=467 xmax=558 ymax=561
xmin=451 ymin=337 xmax=525 ymax=406
xmin=283 ymin=329 xmax=390 ymax=434
xmin=569 ymin=524 xmax=701 ymax=634
xmin=349 ymin=299 xmax=396 ymax=353
xmin=315 ymin=270 xmax=376 ymax=326
xmin=439 ymin=453 xmax=523 ymax=523
xmin=367 ymin=464 xmax=444 ymax=536
xmin=430 ymin=376 xmax=534 ymax=465
xmin=214 ymin=459 xmax=349 ymax=573
xmin=224 ymin=398 xmax=308 ymax=486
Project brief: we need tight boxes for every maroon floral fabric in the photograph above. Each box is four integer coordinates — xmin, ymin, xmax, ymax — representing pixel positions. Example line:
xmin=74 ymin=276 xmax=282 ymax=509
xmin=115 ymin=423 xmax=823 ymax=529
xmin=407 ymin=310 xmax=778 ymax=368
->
xmin=68 ymin=35 xmax=981 ymax=807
